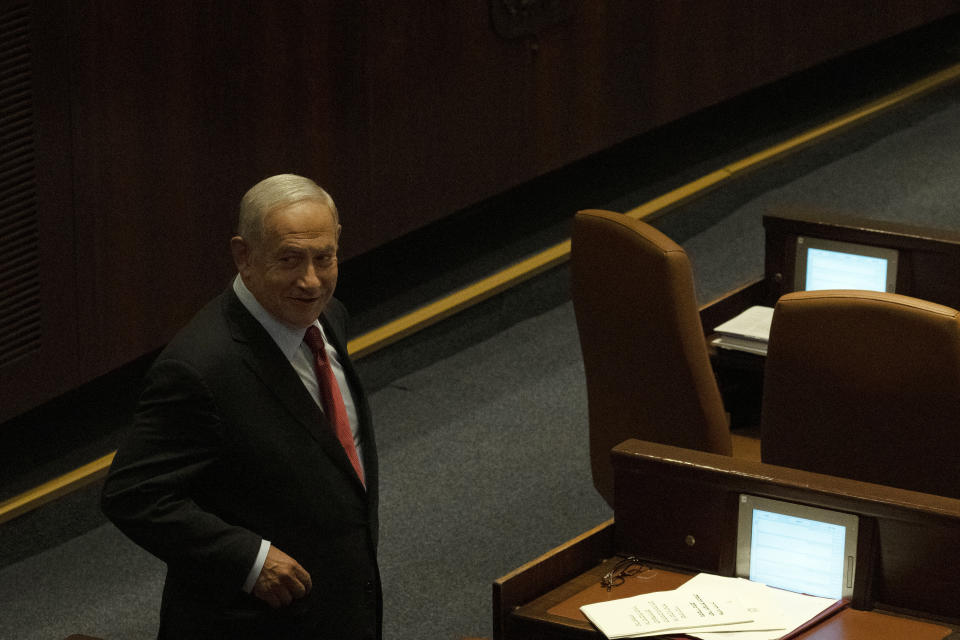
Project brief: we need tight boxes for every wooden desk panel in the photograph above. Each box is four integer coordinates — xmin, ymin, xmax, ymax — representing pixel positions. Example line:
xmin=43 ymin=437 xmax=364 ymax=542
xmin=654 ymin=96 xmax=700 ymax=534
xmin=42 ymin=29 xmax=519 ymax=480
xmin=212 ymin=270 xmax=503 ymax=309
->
xmin=495 ymin=440 xmax=960 ymax=639
xmin=611 ymin=441 xmax=960 ymax=621
xmin=702 ymin=210 xmax=960 ymax=338
xmin=510 ymin=558 xmax=694 ymax=639
xmin=497 ymin=527 xmax=957 ymax=640
xmin=763 ymin=209 xmax=960 ymax=308
xmin=796 ymin=609 xmax=953 ymax=640
xmin=494 ymin=520 xmax=616 ymax=640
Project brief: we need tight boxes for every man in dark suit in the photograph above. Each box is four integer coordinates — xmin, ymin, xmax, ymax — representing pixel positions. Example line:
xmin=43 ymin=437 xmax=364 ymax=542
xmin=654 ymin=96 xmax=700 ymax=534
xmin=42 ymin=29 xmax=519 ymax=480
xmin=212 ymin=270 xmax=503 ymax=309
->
xmin=101 ymin=174 xmax=380 ymax=639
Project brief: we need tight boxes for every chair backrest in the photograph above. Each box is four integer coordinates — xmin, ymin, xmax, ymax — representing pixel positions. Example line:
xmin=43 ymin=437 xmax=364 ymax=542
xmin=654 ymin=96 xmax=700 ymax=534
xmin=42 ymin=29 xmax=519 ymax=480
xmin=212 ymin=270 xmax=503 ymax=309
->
xmin=571 ymin=209 xmax=731 ymax=506
xmin=761 ymin=289 xmax=960 ymax=499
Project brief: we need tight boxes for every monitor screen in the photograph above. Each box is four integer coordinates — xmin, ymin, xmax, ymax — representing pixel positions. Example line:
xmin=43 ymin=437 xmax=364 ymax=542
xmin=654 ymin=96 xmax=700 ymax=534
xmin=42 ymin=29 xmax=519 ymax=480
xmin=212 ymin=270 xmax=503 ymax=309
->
xmin=794 ymin=236 xmax=898 ymax=293
xmin=736 ymin=494 xmax=858 ymax=600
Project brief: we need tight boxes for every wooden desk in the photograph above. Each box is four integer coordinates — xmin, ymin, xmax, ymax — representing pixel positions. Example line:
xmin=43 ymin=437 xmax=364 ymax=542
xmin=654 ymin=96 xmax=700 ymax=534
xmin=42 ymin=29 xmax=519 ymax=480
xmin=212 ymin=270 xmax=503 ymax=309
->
xmin=494 ymin=440 xmax=960 ymax=640
xmin=763 ymin=208 xmax=960 ymax=309
xmin=699 ymin=209 xmax=960 ymax=426
xmin=701 ymin=208 xmax=960 ymax=333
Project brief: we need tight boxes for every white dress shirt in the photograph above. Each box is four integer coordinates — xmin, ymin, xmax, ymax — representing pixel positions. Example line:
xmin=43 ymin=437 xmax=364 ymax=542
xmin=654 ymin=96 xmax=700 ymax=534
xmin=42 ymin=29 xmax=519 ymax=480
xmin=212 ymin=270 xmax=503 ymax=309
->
xmin=232 ymin=275 xmax=363 ymax=592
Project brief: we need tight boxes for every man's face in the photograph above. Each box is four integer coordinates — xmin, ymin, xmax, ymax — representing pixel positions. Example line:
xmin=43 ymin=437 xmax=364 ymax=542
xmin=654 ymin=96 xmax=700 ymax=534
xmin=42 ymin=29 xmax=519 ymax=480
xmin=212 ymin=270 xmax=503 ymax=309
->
xmin=233 ymin=199 xmax=341 ymax=329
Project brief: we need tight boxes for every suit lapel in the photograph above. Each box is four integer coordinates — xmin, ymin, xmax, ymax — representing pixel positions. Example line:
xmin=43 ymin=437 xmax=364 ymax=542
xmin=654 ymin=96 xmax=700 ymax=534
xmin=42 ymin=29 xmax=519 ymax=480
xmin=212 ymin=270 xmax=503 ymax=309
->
xmin=221 ymin=290 xmax=364 ymax=488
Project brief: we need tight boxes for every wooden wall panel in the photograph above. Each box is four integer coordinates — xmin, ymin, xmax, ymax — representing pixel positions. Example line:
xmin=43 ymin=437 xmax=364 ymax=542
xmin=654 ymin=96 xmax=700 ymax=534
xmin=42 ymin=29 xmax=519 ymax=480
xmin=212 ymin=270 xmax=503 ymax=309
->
xmin=358 ymin=1 xmax=960 ymax=253
xmin=67 ymin=1 xmax=368 ymax=376
xmin=0 ymin=0 xmax=78 ymax=422
xmin=362 ymin=5 xmax=528 ymax=249
xmin=69 ymin=1 xmax=215 ymax=372
xmin=1 ymin=0 xmax=959 ymax=422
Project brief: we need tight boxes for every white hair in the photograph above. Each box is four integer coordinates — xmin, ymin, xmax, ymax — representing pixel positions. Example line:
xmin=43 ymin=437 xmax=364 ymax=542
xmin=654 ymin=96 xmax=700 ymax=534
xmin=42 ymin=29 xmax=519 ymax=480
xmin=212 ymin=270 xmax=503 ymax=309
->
xmin=237 ymin=174 xmax=338 ymax=246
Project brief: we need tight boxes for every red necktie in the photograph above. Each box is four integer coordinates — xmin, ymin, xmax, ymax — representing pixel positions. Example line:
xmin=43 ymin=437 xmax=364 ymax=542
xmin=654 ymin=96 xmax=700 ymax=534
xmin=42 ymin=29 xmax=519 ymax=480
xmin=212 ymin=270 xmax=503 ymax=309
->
xmin=304 ymin=325 xmax=365 ymax=486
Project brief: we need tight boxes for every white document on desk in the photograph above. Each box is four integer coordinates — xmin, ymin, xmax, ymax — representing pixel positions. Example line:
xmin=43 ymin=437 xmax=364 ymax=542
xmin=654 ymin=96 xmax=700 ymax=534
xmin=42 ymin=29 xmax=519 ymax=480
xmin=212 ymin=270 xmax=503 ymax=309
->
xmin=713 ymin=305 xmax=774 ymax=342
xmin=681 ymin=574 xmax=839 ymax=640
xmin=579 ymin=576 xmax=755 ymax=638
xmin=674 ymin=574 xmax=786 ymax=635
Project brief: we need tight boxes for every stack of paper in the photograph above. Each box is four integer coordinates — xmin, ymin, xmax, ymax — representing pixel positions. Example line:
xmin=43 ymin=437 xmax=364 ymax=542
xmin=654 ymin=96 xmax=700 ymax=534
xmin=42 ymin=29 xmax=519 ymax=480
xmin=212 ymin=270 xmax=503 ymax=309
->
xmin=711 ymin=306 xmax=775 ymax=356
xmin=580 ymin=573 xmax=842 ymax=639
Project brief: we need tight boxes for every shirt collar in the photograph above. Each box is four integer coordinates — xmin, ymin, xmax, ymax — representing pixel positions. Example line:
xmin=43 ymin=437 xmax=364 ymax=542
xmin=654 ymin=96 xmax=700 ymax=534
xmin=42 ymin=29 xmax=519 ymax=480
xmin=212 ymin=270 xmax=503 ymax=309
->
xmin=233 ymin=275 xmax=320 ymax=360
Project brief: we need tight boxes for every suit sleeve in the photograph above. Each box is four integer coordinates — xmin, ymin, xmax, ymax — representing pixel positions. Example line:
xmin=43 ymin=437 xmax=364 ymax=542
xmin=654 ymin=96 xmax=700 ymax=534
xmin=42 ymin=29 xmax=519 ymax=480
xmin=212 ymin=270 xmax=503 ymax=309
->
xmin=101 ymin=357 xmax=262 ymax=597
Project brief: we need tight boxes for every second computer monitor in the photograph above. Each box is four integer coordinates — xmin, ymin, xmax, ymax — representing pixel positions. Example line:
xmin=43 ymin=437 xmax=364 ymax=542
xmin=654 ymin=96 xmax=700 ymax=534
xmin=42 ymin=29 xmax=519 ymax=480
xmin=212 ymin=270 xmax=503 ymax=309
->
xmin=794 ymin=235 xmax=899 ymax=293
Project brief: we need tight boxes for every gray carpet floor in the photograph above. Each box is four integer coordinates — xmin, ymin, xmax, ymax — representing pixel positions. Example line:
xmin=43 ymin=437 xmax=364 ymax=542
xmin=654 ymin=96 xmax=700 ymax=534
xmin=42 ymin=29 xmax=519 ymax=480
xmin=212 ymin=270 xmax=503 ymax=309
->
xmin=3 ymin=69 xmax=960 ymax=640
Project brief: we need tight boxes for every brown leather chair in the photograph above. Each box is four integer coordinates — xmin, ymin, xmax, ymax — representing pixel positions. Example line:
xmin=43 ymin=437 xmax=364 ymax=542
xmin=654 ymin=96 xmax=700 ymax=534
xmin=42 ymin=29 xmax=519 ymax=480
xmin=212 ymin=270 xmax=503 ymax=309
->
xmin=571 ymin=209 xmax=732 ymax=507
xmin=761 ymin=289 xmax=960 ymax=499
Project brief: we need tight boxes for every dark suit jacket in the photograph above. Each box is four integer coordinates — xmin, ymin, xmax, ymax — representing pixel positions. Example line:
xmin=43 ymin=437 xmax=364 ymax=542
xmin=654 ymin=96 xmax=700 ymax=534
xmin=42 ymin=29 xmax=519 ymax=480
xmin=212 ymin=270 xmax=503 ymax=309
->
xmin=102 ymin=287 xmax=380 ymax=639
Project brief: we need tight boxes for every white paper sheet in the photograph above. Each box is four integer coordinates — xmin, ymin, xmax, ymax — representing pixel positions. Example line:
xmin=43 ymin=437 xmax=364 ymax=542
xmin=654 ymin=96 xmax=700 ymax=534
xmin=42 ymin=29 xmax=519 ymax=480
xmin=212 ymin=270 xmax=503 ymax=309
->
xmin=580 ymin=577 xmax=754 ymax=639
xmin=580 ymin=573 xmax=841 ymax=640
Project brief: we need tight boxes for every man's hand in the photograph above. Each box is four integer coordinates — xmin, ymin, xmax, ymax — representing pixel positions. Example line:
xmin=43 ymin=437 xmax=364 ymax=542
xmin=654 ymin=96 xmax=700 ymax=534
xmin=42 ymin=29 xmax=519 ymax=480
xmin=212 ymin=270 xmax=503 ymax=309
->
xmin=252 ymin=546 xmax=313 ymax=609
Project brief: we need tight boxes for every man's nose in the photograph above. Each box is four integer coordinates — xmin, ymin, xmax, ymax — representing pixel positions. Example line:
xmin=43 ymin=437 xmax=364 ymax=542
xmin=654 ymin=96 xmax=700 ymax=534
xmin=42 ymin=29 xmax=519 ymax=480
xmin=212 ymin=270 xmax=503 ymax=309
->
xmin=299 ymin=262 xmax=322 ymax=288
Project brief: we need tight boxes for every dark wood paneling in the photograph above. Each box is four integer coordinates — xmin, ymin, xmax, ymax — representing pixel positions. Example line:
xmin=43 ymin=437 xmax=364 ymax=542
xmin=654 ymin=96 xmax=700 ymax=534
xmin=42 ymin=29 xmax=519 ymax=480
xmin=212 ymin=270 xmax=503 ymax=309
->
xmin=67 ymin=1 xmax=368 ymax=376
xmin=0 ymin=0 xmax=79 ymax=422
xmin=361 ymin=4 xmax=529 ymax=250
xmin=2 ymin=1 xmax=959 ymax=422
xmin=70 ymin=2 xmax=214 ymax=371
xmin=358 ymin=1 xmax=960 ymax=255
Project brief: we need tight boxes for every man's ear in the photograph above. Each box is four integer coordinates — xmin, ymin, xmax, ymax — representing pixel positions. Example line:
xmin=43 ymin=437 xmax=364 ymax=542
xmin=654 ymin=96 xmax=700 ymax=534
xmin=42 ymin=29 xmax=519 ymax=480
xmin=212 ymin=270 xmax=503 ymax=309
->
xmin=230 ymin=236 xmax=250 ymax=272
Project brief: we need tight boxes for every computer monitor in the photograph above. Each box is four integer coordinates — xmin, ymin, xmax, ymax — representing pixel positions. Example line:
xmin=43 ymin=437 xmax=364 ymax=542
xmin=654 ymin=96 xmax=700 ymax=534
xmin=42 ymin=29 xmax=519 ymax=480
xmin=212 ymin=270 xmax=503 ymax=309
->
xmin=736 ymin=494 xmax=858 ymax=600
xmin=794 ymin=236 xmax=898 ymax=293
